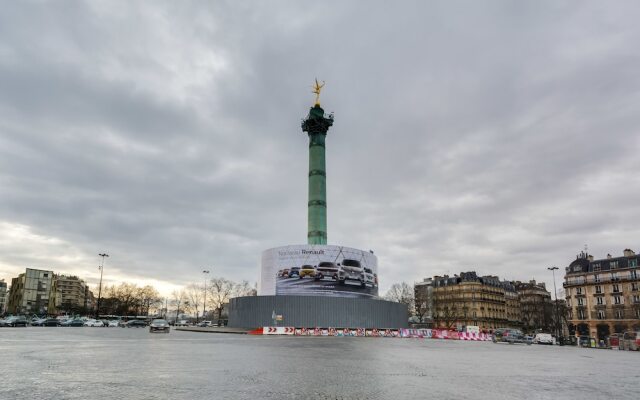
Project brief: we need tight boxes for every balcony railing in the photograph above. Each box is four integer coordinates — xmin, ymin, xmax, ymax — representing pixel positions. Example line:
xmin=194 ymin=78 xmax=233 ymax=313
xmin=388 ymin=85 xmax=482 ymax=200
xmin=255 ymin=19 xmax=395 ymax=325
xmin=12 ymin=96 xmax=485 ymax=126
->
xmin=564 ymin=275 xmax=639 ymax=287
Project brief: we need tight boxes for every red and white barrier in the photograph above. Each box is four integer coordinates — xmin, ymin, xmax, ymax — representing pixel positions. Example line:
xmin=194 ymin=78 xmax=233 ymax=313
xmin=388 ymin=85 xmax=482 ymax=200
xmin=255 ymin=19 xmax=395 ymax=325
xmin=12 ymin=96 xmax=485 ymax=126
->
xmin=262 ymin=326 xmax=295 ymax=335
xmin=258 ymin=326 xmax=493 ymax=341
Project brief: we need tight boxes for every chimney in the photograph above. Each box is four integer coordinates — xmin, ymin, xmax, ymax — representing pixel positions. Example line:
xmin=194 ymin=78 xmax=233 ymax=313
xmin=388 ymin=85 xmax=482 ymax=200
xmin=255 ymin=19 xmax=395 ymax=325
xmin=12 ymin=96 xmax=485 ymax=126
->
xmin=624 ymin=249 xmax=635 ymax=257
xmin=607 ymin=254 xmax=612 ymax=259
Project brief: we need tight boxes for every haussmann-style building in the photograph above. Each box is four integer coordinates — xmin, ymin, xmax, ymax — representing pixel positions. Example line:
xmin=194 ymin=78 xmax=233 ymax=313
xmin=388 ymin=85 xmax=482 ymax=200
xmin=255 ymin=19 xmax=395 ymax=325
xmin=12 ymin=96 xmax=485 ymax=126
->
xmin=564 ymin=249 xmax=640 ymax=340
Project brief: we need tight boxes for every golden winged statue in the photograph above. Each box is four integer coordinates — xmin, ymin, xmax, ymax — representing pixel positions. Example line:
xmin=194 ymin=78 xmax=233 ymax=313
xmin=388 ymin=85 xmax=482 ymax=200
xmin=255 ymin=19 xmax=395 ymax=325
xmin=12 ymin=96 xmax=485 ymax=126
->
xmin=312 ymin=78 xmax=325 ymax=106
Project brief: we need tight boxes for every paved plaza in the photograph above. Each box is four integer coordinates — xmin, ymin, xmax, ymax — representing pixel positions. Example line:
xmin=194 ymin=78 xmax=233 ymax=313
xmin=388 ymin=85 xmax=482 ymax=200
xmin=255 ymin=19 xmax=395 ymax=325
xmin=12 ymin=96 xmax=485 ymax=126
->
xmin=1 ymin=328 xmax=638 ymax=399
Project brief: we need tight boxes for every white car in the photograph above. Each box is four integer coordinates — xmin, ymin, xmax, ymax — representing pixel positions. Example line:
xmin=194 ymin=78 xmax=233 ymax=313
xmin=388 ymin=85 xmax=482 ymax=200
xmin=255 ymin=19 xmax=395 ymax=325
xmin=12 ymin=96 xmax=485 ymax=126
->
xmin=107 ymin=320 xmax=120 ymax=327
xmin=533 ymin=333 xmax=554 ymax=345
xmin=337 ymin=259 xmax=366 ymax=287
xmin=84 ymin=319 xmax=105 ymax=327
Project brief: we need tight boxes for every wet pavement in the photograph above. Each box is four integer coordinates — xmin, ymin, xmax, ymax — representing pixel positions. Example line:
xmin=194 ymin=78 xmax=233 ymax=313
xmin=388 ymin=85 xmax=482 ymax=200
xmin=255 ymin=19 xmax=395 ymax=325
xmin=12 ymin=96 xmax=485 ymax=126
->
xmin=1 ymin=327 xmax=638 ymax=399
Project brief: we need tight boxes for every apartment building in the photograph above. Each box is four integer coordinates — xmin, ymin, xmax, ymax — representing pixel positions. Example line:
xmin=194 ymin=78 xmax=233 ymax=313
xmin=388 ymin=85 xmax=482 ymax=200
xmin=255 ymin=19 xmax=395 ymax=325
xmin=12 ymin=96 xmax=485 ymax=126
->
xmin=7 ymin=268 xmax=54 ymax=315
xmin=564 ymin=249 xmax=640 ymax=340
xmin=515 ymin=280 xmax=552 ymax=332
xmin=48 ymin=275 xmax=90 ymax=314
xmin=431 ymin=272 xmax=507 ymax=332
xmin=0 ymin=279 xmax=7 ymax=315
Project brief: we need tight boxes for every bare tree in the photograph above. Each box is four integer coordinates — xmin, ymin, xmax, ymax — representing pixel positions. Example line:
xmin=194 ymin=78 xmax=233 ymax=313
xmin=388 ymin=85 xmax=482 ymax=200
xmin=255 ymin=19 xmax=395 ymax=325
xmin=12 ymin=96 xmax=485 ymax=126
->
xmin=171 ymin=289 xmax=188 ymax=322
xmin=384 ymin=282 xmax=414 ymax=314
xmin=185 ymin=283 xmax=203 ymax=322
xmin=233 ymin=280 xmax=257 ymax=297
xmin=207 ymin=278 xmax=235 ymax=321
xmin=137 ymin=285 xmax=161 ymax=317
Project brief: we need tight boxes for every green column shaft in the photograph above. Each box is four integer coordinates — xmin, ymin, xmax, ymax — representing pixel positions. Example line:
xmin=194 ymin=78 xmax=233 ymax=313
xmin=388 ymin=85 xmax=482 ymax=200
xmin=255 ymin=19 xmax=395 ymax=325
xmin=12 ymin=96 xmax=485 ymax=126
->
xmin=308 ymin=133 xmax=327 ymax=245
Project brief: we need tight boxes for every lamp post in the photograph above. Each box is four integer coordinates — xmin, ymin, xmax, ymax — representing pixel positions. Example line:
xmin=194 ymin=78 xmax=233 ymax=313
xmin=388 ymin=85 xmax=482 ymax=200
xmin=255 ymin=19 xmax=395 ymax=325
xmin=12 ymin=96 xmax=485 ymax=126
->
xmin=96 ymin=253 xmax=109 ymax=319
xmin=548 ymin=266 xmax=560 ymax=342
xmin=203 ymin=270 xmax=210 ymax=321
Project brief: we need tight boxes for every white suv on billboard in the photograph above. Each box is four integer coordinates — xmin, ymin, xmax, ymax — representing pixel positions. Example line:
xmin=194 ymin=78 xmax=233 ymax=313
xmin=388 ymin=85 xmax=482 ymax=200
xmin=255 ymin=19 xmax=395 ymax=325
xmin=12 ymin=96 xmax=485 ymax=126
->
xmin=337 ymin=259 xmax=366 ymax=287
xmin=363 ymin=268 xmax=376 ymax=287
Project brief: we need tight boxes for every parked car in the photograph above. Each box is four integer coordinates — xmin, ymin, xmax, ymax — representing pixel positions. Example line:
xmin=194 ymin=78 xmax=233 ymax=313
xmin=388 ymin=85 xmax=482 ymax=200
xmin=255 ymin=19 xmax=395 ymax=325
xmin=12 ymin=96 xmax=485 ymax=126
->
xmin=619 ymin=331 xmax=640 ymax=351
xmin=288 ymin=266 xmax=300 ymax=278
xmin=107 ymin=320 xmax=120 ymax=327
xmin=337 ymin=259 xmax=365 ymax=287
xmin=493 ymin=328 xmax=528 ymax=344
xmin=315 ymin=262 xmax=339 ymax=281
xmin=149 ymin=319 xmax=170 ymax=333
xmin=31 ymin=318 xmax=48 ymax=326
xmin=299 ymin=265 xmax=316 ymax=279
xmin=126 ymin=320 xmax=147 ymax=328
xmin=84 ymin=319 xmax=105 ymax=327
xmin=174 ymin=320 xmax=189 ymax=327
xmin=1 ymin=316 xmax=29 ymax=327
xmin=533 ymin=333 xmax=554 ymax=345
xmin=43 ymin=318 xmax=60 ymax=327
xmin=62 ymin=319 xmax=85 ymax=327
xmin=197 ymin=320 xmax=214 ymax=327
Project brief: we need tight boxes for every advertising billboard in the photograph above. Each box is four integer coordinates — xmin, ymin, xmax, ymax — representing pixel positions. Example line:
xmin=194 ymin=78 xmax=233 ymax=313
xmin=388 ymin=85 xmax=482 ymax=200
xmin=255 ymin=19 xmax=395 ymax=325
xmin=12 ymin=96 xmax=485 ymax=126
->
xmin=259 ymin=245 xmax=379 ymax=299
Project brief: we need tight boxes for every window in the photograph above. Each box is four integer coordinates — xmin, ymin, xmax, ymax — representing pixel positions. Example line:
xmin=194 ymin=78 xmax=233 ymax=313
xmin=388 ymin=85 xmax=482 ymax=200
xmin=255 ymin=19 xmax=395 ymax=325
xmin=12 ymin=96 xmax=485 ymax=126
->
xmin=613 ymin=284 xmax=620 ymax=293
xmin=615 ymin=310 xmax=623 ymax=319
xmin=614 ymin=296 xmax=622 ymax=305
xmin=597 ymin=310 xmax=605 ymax=319
xmin=567 ymin=299 xmax=571 ymax=307
xmin=610 ymin=261 xmax=619 ymax=269
xmin=633 ymin=283 xmax=639 ymax=291
xmin=593 ymin=263 xmax=601 ymax=272
xmin=594 ymin=274 xmax=600 ymax=283
xmin=595 ymin=285 xmax=602 ymax=294
xmin=633 ymin=295 xmax=640 ymax=304
xmin=576 ymin=287 xmax=583 ymax=295
xmin=596 ymin=297 xmax=604 ymax=305
xmin=630 ymin=259 xmax=638 ymax=268
xmin=578 ymin=309 xmax=586 ymax=319
xmin=631 ymin=270 xmax=638 ymax=279
xmin=577 ymin=298 xmax=584 ymax=306
xmin=611 ymin=272 xmax=618 ymax=281
xmin=637 ymin=309 xmax=640 ymax=318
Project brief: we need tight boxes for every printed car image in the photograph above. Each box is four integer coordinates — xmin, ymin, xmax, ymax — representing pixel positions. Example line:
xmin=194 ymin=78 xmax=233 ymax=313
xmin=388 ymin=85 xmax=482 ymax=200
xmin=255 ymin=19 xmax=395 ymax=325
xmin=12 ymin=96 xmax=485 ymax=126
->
xmin=363 ymin=268 xmax=375 ymax=287
xmin=298 ymin=265 xmax=316 ymax=278
xmin=315 ymin=261 xmax=339 ymax=281
xmin=268 ymin=245 xmax=379 ymax=299
xmin=337 ymin=259 xmax=365 ymax=287
xmin=277 ymin=269 xmax=290 ymax=278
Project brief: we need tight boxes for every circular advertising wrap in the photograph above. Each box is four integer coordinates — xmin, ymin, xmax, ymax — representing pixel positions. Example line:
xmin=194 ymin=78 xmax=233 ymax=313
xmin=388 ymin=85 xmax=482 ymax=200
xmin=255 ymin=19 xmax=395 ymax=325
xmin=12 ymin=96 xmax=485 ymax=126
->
xmin=259 ymin=245 xmax=379 ymax=299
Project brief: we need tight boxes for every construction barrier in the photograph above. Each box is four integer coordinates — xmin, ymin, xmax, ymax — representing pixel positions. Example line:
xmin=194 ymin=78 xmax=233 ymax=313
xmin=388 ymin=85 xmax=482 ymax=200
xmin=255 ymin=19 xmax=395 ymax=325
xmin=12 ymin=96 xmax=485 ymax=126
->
xmin=256 ymin=327 xmax=492 ymax=341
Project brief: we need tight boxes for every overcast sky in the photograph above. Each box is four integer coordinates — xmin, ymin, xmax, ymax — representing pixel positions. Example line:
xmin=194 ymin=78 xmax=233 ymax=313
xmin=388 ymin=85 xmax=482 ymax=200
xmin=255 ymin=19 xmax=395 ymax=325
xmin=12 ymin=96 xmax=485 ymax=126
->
xmin=1 ymin=1 xmax=639 ymax=296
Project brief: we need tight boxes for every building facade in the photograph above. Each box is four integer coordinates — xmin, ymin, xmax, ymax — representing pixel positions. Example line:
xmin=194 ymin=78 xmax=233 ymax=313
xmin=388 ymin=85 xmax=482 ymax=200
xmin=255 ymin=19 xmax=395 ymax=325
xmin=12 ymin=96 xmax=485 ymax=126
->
xmin=414 ymin=278 xmax=434 ymax=326
xmin=7 ymin=268 xmax=54 ymax=315
xmin=564 ymin=250 xmax=640 ymax=340
xmin=431 ymin=272 xmax=507 ymax=332
xmin=48 ymin=275 xmax=90 ymax=315
xmin=502 ymin=281 xmax=521 ymax=328
xmin=515 ymin=280 xmax=552 ymax=332
xmin=0 ymin=279 xmax=8 ymax=315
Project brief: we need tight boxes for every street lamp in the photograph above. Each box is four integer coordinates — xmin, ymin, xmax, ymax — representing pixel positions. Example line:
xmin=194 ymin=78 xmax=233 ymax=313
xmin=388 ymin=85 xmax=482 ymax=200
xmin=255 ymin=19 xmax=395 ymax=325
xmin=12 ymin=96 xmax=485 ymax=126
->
xmin=548 ymin=266 xmax=560 ymax=342
xmin=203 ymin=270 xmax=210 ymax=321
xmin=96 ymin=253 xmax=109 ymax=319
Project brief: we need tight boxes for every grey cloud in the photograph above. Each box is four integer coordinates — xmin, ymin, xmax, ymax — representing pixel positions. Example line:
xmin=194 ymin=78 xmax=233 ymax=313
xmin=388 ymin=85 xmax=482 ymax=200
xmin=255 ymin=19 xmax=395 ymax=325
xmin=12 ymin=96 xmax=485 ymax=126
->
xmin=1 ymin=1 xmax=640 ymax=294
